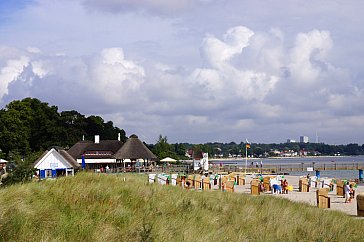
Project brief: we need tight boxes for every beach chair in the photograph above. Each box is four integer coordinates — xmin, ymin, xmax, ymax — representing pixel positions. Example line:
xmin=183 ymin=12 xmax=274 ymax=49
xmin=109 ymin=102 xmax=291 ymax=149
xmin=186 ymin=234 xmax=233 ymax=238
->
xmin=236 ymin=175 xmax=245 ymax=185
xmin=148 ymin=174 xmax=156 ymax=184
xmin=336 ymin=180 xmax=344 ymax=197
xmin=251 ymin=179 xmax=260 ymax=195
xmin=225 ymin=180 xmax=235 ymax=192
xmin=299 ymin=178 xmax=309 ymax=192
xmin=357 ymin=193 xmax=364 ymax=217
xmin=171 ymin=174 xmax=178 ymax=186
xmin=194 ymin=175 xmax=202 ymax=190
xmin=316 ymin=188 xmax=330 ymax=208
xmin=202 ymin=177 xmax=211 ymax=190
xmin=187 ymin=175 xmax=194 ymax=188
xmin=263 ymin=176 xmax=274 ymax=192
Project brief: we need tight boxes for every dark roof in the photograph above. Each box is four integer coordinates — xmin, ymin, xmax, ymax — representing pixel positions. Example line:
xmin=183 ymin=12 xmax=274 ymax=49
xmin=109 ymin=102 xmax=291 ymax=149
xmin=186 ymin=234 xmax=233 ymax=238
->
xmin=192 ymin=150 xmax=203 ymax=159
xmin=67 ymin=140 xmax=124 ymax=159
xmin=33 ymin=148 xmax=80 ymax=168
xmin=113 ymin=136 xmax=157 ymax=160
xmin=59 ymin=150 xmax=81 ymax=168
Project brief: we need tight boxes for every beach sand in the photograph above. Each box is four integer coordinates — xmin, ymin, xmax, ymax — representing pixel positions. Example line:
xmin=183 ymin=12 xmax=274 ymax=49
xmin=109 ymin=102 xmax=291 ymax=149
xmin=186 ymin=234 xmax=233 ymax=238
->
xmin=234 ymin=175 xmax=364 ymax=217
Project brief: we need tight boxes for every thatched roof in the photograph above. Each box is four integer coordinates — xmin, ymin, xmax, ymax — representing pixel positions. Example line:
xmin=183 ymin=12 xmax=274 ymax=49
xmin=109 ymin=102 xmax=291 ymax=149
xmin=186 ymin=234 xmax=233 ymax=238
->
xmin=113 ymin=136 xmax=157 ymax=160
xmin=67 ymin=140 xmax=123 ymax=159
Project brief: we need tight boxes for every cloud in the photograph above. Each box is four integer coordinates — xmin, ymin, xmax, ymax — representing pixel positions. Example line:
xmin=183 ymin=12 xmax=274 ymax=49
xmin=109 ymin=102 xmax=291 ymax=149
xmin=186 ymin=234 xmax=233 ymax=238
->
xmin=189 ymin=26 xmax=279 ymax=104
xmin=0 ymin=55 xmax=30 ymax=99
xmin=0 ymin=47 xmax=146 ymax=113
xmin=288 ymin=30 xmax=333 ymax=85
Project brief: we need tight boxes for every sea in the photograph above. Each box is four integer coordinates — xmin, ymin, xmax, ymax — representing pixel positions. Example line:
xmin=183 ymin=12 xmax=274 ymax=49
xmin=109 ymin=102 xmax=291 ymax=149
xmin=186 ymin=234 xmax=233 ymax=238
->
xmin=210 ymin=155 xmax=364 ymax=180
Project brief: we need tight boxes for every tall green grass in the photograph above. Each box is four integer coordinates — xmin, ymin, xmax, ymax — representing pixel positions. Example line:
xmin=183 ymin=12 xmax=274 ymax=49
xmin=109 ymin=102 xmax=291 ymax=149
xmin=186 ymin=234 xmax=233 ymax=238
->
xmin=0 ymin=173 xmax=363 ymax=241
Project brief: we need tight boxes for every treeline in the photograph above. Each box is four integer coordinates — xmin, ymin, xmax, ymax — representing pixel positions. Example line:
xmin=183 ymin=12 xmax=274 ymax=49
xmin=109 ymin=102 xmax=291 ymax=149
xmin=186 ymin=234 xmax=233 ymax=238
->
xmin=180 ymin=141 xmax=364 ymax=158
xmin=150 ymin=140 xmax=364 ymax=160
xmin=0 ymin=98 xmax=127 ymax=159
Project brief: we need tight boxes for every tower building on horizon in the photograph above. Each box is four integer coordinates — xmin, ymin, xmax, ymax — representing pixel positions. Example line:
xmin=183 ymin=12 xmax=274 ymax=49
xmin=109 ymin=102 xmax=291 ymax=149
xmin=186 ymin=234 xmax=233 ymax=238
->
xmin=300 ymin=136 xmax=309 ymax=143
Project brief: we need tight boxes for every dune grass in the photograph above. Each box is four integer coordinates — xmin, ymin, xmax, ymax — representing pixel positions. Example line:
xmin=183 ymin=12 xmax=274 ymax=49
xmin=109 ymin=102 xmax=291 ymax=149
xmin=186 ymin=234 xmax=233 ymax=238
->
xmin=0 ymin=173 xmax=363 ymax=242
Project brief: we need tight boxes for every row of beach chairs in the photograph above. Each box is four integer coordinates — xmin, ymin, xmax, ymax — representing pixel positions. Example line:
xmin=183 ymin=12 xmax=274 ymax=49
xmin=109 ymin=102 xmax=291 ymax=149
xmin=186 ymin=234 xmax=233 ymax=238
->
xmin=148 ymin=173 xmax=246 ymax=192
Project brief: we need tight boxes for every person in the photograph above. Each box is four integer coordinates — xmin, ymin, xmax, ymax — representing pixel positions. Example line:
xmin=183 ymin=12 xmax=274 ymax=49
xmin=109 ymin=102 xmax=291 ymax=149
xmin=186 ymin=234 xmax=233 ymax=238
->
xmin=259 ymin=180 xmax=265 ymax=193
xmin=344 ymin=181 xmax=351 ymax=203
xmin=282 ymin=179 xmax=289 ymax=194
xmin=349 ymin=184 xmax=355 ymax=201
xmin=260 ymin=160 xmax=263 ymax=168
xmin=255 ymin=162 xmax=259 ymax=168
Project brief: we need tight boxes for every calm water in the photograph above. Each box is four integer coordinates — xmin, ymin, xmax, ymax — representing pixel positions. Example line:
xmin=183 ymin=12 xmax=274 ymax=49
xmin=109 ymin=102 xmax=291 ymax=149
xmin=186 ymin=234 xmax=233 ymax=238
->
xmin=211 ymin=155 xmax=364 ymax=179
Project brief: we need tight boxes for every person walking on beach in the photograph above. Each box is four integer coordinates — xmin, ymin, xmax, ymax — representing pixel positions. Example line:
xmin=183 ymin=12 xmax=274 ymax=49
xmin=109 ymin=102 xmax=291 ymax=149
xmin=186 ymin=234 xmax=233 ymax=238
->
xmin=344 ymin=182 xmax=351 ymax=203
xmin=260 ymin=160 xmax=263 ymax=168
xmin=349 ymin=184 xmax=355 ymax=201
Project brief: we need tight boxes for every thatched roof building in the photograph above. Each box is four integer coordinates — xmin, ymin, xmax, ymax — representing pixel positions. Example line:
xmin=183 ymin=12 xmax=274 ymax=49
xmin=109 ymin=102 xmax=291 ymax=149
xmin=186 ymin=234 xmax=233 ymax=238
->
xmin=113 ymin=135 xmax=157 ymax=161
xmin=67 ymin=134 xmax=157 ymax=169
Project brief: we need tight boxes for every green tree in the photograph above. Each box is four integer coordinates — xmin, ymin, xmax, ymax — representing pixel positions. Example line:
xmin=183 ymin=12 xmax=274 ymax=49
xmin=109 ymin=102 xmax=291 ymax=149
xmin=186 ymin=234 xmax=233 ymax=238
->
xmin=1 ymin=151 xmax=39 ymax=186
xmin=153 ymin=135 xmax=175 ymax=159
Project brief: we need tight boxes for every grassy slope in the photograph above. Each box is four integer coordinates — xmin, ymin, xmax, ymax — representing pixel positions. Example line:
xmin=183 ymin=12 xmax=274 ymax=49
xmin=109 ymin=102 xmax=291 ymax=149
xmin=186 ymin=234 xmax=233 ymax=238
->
xmin=0 ymin=173 xmax=363 ymax=242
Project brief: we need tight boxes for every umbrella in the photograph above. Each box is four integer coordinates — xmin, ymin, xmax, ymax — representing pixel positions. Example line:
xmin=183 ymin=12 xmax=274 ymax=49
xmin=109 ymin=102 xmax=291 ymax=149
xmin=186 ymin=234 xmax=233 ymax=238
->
xmin=160 ymin=157 xmax=177 ymax=163
xmin=82 ymin=154 xmax=86 ymax=169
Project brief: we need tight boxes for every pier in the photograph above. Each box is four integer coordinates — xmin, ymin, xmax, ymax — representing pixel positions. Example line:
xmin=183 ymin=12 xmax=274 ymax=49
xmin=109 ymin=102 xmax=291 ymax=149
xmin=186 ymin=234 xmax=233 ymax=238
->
xmin=209 ymin=161 xmax=364 ymax=174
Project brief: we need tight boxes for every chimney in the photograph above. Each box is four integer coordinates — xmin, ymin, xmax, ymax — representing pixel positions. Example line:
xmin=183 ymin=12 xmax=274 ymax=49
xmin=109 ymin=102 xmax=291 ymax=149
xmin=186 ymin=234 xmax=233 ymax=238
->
xmin=95 ymin=135 xmax=100 ymax=144
xmin=118 ymin=133 xmax=121 ymax=141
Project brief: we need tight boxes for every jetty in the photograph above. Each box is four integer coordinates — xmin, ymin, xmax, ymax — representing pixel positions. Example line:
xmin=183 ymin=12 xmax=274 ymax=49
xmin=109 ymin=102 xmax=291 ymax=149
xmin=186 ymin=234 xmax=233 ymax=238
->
xmin=210 ymin=161 xmax=364 ymax=174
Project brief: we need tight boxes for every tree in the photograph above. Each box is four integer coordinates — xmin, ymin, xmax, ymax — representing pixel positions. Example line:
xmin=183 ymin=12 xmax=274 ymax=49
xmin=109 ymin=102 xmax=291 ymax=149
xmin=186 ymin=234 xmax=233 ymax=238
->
xmin=153 ymin=135 xmax=175 ymax=159
xmin=1 ymin=151 xmax=39 ymax=186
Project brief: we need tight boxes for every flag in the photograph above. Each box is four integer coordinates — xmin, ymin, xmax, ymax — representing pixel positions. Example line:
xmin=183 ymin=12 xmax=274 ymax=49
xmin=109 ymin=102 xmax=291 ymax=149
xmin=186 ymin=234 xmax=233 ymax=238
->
xmin=81 ymin=154 xmax=86 ymax=169
xmin=246 ymin=139 xmax=250 ymax=149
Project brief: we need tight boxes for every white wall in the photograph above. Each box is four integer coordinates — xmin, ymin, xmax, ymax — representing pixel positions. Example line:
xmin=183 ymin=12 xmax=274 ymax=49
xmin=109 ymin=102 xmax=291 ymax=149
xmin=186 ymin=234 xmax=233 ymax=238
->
xmin=77 ymin=158 xmax=116 ymax=164
xmin=35 ymin=151 xmax=71 ymax=169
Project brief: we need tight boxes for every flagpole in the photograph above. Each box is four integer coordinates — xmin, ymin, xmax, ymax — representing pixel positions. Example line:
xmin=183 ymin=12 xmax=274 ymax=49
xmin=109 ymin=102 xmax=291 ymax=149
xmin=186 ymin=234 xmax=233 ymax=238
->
xmin=245 ymin=143 xmax=247 ymax=174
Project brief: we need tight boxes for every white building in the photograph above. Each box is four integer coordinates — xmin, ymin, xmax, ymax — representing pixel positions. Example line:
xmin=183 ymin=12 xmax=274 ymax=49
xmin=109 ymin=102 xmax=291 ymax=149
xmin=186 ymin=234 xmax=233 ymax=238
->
xmin=300 ymin=136 xmax=309 ymax=143
xmin=33 ymin=148 xmax=80 ymax=179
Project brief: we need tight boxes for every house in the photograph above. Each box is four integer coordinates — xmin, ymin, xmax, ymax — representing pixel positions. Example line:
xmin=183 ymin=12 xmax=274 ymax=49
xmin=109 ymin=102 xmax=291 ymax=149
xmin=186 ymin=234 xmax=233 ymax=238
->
xmin=33 ymin=148 xmax=80 ymax=179
xmin=67 ymin=134 xmax=157 ymax=171
xmin=67 ymin=135 xmax=123 ymax=170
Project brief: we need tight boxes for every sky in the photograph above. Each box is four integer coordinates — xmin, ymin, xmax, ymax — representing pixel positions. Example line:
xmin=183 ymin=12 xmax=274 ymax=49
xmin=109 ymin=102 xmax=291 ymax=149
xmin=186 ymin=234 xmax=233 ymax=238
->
xmin=0 ymin=0 xmax=363 ymax=145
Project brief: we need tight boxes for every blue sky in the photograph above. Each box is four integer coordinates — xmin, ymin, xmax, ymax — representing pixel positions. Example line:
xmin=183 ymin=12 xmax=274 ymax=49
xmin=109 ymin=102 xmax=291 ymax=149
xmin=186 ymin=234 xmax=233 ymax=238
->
xmin=0 ymin=0 xmax=363 ymax=145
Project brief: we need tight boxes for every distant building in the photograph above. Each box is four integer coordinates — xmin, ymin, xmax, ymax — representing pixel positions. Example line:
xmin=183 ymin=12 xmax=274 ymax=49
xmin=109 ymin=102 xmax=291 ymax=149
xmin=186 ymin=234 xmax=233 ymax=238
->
xmin=300 ymin=136 xmax=309 ymax=143
xmin=287 ymin=139 xmax=296 ymax=143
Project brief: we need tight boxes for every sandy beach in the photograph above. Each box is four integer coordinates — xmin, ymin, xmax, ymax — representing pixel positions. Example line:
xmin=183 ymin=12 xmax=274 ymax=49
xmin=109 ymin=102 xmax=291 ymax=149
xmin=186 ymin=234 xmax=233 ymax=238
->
xmin=234 ymin=175 xmax=364 ymax=217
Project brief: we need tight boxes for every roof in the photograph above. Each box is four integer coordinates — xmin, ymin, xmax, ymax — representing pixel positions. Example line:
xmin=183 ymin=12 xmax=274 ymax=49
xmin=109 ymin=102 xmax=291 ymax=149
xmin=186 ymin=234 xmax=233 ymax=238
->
xmin=113 ymin=136 xmax=157 ymax=160
xmin=192 ymin=150 xmax=203 ymax=159
xmin=33 ymin=148 xmax=80 ymax=168
xmin=67 ymin=140 xmax=124 ymax=159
